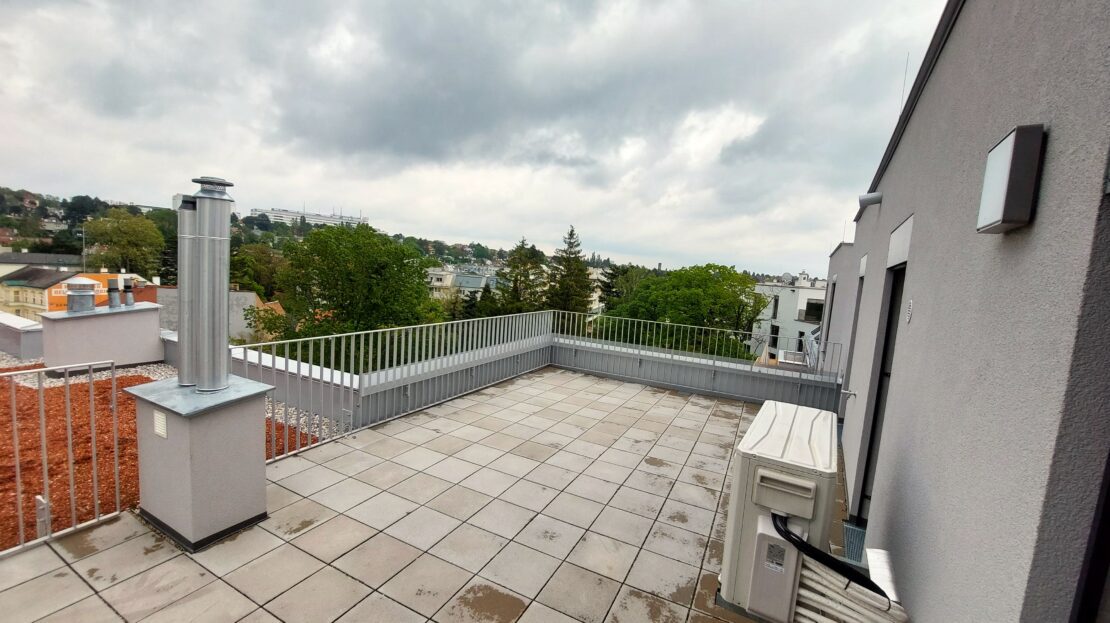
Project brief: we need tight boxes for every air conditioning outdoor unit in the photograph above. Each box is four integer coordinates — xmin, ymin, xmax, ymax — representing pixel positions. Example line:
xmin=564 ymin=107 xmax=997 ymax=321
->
xmin=718 ymin=400 xmax=838 ymax=623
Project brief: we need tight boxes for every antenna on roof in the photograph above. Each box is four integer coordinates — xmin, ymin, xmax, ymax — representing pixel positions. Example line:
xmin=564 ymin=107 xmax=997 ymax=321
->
xmin=899 ymin=51 xmax=910 ymax=112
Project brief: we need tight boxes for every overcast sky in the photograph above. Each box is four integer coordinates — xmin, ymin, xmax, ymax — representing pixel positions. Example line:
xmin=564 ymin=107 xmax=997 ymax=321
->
xmin=1 ymin=0 xmax=945 ymax=275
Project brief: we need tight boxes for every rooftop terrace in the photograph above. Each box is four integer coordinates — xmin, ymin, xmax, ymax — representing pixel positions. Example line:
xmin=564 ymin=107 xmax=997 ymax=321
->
xmin=0 ymin=367 xmax=765 ymax=623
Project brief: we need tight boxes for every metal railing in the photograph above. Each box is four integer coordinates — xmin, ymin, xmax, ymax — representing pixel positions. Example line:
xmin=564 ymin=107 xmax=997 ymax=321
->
xmin=551 ymin=311 xmax=843 ymax=378
xmin=1 ymin=361 xmax=124 ymax=557
xmin=232 ymin=310 xmax=843 ymax=462
xmin=231 ymin=311 xmax=554 ymax=462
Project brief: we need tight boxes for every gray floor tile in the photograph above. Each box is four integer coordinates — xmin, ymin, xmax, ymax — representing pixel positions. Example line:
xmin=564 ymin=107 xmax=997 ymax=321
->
xmin=364 ymin=437 xmax=416 ymax=459
xmin=290 ymin=514 xmax=376 ymax=563
xmin=453 ymin=443 xmax=504 ymax=465
xmin=459 ymin=467 xmax=518 ymax=497
xmin=567 ymin=532 xmax=640 ymax=581
xmin=607 ymin=486 xmax=665 ymax=519
xmin=385 ymin=506 xmax=461 ymax=550
xmin=261 ymin=498 xmax=338 ymax=539
xmin=265 ymin=455 xmax=315 ymax=481
xmin=49 ymin=512 xmax=149 ymax=563
xmin=536 ymin=562 xmax=621 ymax=623
xmin=487 ymin=453 xmax=540 ymax=477
xmin=345 ymin=492 xmax=419 ymax=530
xmin=514 ymin=514 xmax=584 ymax=559
xmin=468 ymin=499 xmax=536 ymax=539
xmin=423 ymin=456 xmax=483 ymax=484
xmin=624 ymin=550 xmax=699 ymax=607
xmin=267 ymin=566 xmax=371 ymax=623
xmin=0 ymin=544 xmax=63 ymax=592
xmin=605 ymin=584 xmax=688 ymax=623
xmin=239 ymin=607 xmax=283 ymax=622
xmin=590 ymin=506 xmax=654 ymax=546
xmin=309 ymin=477 xmax=381 ymax=512
xmin=189 ymin=525 xmax=283 ymax=576
xmin=424 ymin=434 xmax=473 ymax=455
xmin=479 ymin=542 xmax=560 ymax=599
xmin=623 ymin=470 xmax=675 ymax=497
xmin=434 ymin=576 xmax=528 ymax=623
xmin=0 ymin=566 xmax=92 ymax=623
xmin=542 ymin=492 xmax=603 ymax=529
xmin=524 ymin=464 xmax=577 ymax=489
xmin=427 ymin=486 xmax=493 ymax=521
xmin=300 ymin=441 xmax=353 ymax=464
xmin=141 ymin=579 xmax=255 ymax=623
xmin=355 ymin=461 xmax=418 ymax=489
xmin=380 ymin=553 xmax=472 ymax=617
xmin=337 ymin=592 xmax=426 ymax=623
xmin=545 ymin=450 xmax=592 ymax=473
xmin=658 ymin=499 xmax=715 ymax=536
xmin=72 ymin=530 xmax=179 ymax=590
xmin=390 ymin=472 xmax=454 ymax=504
xmin=323 ymin=449 xmax=385 ymax=476
xmin=100 ymin=556 xmax=214 ymax=622
xmin=393 ymin=446 xmax=449 ymax=471
xmin=564 ymin=474 xmax=619 ymax=504
xmin=223 ymin=544 xmax=323 ymax=604
xmin=499 ymin=479 xmax=560 ymax=512
xmin=518 ymin=601 xmax=579 ymax=622
xmin=37 ymin=595 xmax=121 ymax=623
xmin=278 ymin=465 xmax=347 ymax=497
xmin=430 ymin=524 xmax=508 ymax=573
xmin=266 ymin=483 xmax=303 ymax=513
xmin=333 ymin=533 xmax=421 ymax=588
xmin=643 ymin=522 xmax=708 ymax=567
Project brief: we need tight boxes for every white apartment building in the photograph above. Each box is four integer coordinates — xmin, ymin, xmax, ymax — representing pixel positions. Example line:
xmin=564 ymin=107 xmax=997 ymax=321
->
xmin=749 ymin=270 xmax=827 ymax=363
xmin=248 ymin=208 xmax=367 ymax=227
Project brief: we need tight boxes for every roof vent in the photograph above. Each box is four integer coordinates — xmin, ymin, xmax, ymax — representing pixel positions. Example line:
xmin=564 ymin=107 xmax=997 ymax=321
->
xmin=65 ymin=277 xmax=97 ymax=313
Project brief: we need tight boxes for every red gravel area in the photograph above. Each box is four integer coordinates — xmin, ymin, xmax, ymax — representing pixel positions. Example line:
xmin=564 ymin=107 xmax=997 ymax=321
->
xmin=266 ymin=420 xmax=317 ymax=460
xmin=0 ymin=368 xmax=315 ymax=551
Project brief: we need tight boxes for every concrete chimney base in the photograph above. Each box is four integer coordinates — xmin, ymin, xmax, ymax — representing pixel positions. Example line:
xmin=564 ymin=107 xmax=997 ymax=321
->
xmin=125 ymin=375 xmax=274 ymax=552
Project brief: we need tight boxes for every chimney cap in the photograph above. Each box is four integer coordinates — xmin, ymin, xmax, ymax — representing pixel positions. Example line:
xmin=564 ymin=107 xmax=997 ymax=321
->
xmin=191 ymin=176 xmax=234 ymax=190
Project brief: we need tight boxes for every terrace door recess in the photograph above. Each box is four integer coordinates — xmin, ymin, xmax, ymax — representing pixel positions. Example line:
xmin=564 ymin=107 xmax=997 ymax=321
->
xmin=859 ymin=265 xmax=905 ymax=524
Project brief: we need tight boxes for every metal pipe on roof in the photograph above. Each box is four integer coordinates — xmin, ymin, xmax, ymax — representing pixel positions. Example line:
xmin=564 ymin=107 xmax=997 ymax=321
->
xmin=192 ymin=177 xmax=233 ymax=392
xmin=176 ymin=193 xmax=198 ymax=387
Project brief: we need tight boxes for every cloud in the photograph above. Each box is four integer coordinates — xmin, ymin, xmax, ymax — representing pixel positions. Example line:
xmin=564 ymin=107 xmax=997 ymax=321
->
xmin=0 ymin=0 xmax=946 ymax=274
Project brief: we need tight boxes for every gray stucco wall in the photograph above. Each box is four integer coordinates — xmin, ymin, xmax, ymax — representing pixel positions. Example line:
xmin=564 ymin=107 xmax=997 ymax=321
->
xmin=821 ymin=243 xmax=860 ymax=385
xmin=0 ymin=322 xmax=42 ymax=360
xmin=832 ymin=1 xmax=1110 ymax=620
xmin=158 ymin=287 xmax=259 ymax=341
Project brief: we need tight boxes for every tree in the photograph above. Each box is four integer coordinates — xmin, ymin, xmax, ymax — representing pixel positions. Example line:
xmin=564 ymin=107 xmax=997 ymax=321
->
xmin=495 ymin=237 xmax=546 ymax=313
xmin=599 ymin=264 xmax=650 ymax=309
xmin=84 ymin=208 xmax=164 ymax=277
xmin=608 ymin=264 xmax=767 ymax=333
xmin=31 ymin=230 xmax=82 ymax=255
xmin=475 ymin=283 xmax=500 ymax=317
xmin=545 ymin=226 xmax=593 ymax=313
xmin=277 ymin=224 xmax=433 ymax=334
xmin=145 ymin=209 xmax=178 ymax=285
xmin=231 ymin=243 xmax=286 ymax=298
xmin=62 ymin=195 xmax=107 ymax=228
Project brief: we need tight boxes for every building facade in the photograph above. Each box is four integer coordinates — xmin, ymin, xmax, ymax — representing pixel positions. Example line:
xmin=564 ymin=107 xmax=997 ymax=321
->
xmin=822 ymin=0 xmax=1109 ymax=619
xmin=749 ymin=271 xmax=827 ymax=363
xmin=248 ymin=208 xmax=367 ymax=227
xmin=0 ymin=267 xmax=70 ymax=320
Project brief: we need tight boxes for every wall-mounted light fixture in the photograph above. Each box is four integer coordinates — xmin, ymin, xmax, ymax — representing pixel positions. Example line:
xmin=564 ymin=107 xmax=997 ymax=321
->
xmin=976 ymin=124 xmax=1046 ymax=234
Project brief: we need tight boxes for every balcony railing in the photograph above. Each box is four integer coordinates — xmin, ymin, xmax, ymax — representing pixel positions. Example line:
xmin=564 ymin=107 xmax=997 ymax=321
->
xmin=225 ymin=310 xmax=842 ymax=462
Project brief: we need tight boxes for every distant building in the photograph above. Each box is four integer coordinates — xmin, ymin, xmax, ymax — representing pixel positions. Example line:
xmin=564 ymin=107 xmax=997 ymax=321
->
xmin=426 ymin=267 xmax=498 ymax=300
xmin=0 ymin=267 xmax=71 ymax=320
xmin=249 ymin=208 xmax=367 ymax=227
xmin=749 ymin=270 xmax=827 ymax=363
xmin=0 ymin=251 xmax=83 ymax=278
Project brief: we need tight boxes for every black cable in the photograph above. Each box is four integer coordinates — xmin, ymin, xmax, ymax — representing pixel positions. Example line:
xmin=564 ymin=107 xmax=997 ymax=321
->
xmin=771 ymin=512 xmax=890 ymax=602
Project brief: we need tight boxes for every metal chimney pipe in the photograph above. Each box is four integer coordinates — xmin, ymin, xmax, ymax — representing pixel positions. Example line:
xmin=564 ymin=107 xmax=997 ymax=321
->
xmin=192 ymin=176 xmax=234 ymax=392
xmin=176 ymin=193 xmax=198 ymax=387
xmin=107 ymin=278 xmax=121 ymax=308
xmin=123 ymin=276 xmax=134 ymax=306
